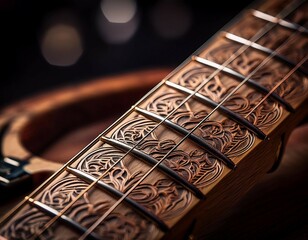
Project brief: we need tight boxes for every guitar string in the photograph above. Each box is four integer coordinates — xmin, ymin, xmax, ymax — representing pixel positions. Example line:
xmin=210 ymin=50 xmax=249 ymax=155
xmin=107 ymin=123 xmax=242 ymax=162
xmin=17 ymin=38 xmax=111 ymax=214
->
xmin=33 ymin=0 xmax=304 ymax=237
xmin=244 ymin=21 xmax=307 ymax=118
xmin=79 ymin=17 xmax=307 ymax=240
xmin=246 ymin=55 xmax=307 ymax=118
xmin=32 ymin=0 xmax=305 ymax=238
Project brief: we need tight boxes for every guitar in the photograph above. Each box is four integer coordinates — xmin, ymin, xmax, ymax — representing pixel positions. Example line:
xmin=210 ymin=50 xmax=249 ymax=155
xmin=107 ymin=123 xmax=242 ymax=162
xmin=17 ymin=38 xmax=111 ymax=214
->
xmin=0 ymin=0 xmax=307 ymax=239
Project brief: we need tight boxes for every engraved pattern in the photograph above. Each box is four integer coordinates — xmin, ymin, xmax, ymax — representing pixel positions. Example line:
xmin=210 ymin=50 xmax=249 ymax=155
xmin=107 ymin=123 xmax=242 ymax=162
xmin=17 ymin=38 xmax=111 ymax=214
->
xmin=76 ymin=128 xmax=193 ymax=220
xmin=146 ymin=91 xmax=255 ymax=156
xmin=112 ymin=117 xmax=225 ymax=188
xmin=257 ymin=0 xmax=292 ymax=16
xmin=95 ymin=211 xmax=159 ymax=240
xmin=0 ymin=208 xmax=53 ymax=240
xmin=229 ymin=14 xmax=267 ymax=39
xmin=0 ymin=173 xmax=158 ymax=240
xmin=1 ymin=2 xmax=307 ymax=239
xmin=76 ymin=147 xmax=143 ymax=192
xmin=204 ymin=42 xmax=308 ymax=105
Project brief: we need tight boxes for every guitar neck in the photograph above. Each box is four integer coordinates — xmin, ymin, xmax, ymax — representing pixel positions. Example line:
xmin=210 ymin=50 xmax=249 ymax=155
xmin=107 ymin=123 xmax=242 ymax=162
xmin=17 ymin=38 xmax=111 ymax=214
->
xmin=1 ymin=0 xmax=307 ymax=239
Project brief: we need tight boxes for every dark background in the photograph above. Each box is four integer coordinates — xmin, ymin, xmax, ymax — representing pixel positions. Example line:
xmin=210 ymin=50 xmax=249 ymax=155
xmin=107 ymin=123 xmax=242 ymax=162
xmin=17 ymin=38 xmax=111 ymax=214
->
xmin=0 ymin=0 xmax=254 ymax=108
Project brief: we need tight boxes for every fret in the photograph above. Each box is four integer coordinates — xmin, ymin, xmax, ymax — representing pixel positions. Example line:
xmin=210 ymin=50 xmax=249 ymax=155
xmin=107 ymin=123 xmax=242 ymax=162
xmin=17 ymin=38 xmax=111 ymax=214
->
xmin=1 ymin=0 xmax=307 ymax=239
xmin=134 ymin=106 xmax=235 ymax=169
xmin=25 ymin=196 xmax=102 ymax=240
xmin=66 ymin=167 xmax=169 ymax=232
xmin=193 ymin=56 xmax=295 ymax=112
xmin=100 ymin=136 xmax=205 ymax=199
xmin=251 ymin=9 xmax=308 ymax=34
xmin=165 ymin=80 xmax=267 ymax=140
xmin=225 ymin=32 xmax=308 ymax=75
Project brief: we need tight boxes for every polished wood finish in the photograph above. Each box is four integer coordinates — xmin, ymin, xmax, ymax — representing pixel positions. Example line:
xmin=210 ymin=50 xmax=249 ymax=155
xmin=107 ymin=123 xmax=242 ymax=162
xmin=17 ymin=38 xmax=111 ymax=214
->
xmin=0 ymin=0 xmax=307 ymax=239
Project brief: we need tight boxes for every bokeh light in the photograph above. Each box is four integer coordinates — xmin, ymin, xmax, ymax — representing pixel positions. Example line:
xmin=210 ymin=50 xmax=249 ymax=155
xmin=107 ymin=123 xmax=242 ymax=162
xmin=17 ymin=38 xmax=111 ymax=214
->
xmin=41 ymin=24 xmax=83 ymax=67
xmin=97 ymin=0 xmax=139 ymax=44
xmin=101 ymin=0 xmax=137 ymax=23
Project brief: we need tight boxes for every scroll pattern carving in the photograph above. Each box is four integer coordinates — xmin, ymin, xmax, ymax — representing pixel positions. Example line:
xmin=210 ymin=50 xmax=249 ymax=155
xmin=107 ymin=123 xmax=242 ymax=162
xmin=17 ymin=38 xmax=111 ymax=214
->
xmin=229 ymin=15 xmax=266 ymax=40
xmin=95 ymin=211 xmax=158 ymax=240
xmin=77 ymin=147 xmax=143 ymax=192
xmin=146 ymin=92 xmax=254 ymax=156
xmin=1 ymin=2 xmax=307 ymax=239
xmin=204 ymin=41 xmax=308 ymax=106
xmin=111 ymin=117 xmax=225 ymax=188
xmin=257 ymin=26 xmax=308 ymax=66
xmin=0 ymin=208 xmax=53 ymax=240
xmin=76 ymin=133 xmax=193 ymax=221
xmin=0 ymin=173 xmax=158 ymax=240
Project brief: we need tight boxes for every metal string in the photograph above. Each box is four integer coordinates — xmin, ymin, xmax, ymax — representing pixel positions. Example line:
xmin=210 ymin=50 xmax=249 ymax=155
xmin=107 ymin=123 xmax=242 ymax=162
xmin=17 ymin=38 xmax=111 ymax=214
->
xmin=79 ymin=22 xmax=307 ymax=240
xmin=245 ymin=22 xmax=308 ymax=117
xmin=33 ymin=0 xmax=305 ymax=238
xmin=246 ymin=55 xmax=307 ymax=118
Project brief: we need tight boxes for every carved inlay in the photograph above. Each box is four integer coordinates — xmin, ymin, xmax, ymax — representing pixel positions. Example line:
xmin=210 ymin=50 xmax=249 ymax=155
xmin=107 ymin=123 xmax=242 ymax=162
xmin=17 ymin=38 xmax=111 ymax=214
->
xmin=1 ymin=1 xmax=307 ymax=239
xmin=77 ymin=147 xmax=143 ymax=192
xmin=203 ymin=41 xmax=308 ymax=105
xmin=111 ymin=117 xmax=225 ymax=187
xmin=0 ymin=208 xmax=53 ymax=240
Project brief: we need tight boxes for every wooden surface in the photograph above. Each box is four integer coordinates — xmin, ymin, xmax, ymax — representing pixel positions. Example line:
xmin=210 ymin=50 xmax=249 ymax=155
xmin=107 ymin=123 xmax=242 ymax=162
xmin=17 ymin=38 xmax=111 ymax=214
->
xmin=0 ymin=1 xmax=307 ymax=237
xmin=0 ymin=68 xmax=171 ymax=214
xmin=0 ymin=68 xmax=307 ymax=239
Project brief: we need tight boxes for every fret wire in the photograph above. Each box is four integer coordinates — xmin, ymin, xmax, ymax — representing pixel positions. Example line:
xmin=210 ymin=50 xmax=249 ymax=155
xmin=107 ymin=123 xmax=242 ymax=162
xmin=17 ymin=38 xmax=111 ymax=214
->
xmin=246 ymin=55 xmax=308 ymax=118
xmin=0 ymin=74 xmax=166 ymax=227
xmin=135 ymin=107 xmax=235 ymax=168
xmin=79 ymin=2 xmax=306 ymax=239
xmin=244 ymin=21 xmax=308 ymax=117
xmin=66 ymin=166 xmax=170 ymax=232
xmin=252 ymin=9 xmax=308 ymax=34
xmin=165 ymin=80 xmax=267 ymax=139
xmin=225 ymin=32 xmax=308 ymax=75
xmin=192 ymin=56 xmax=294 ymax=112
xmin=31 ymin=0 xmax=304 ymax=238
xmin=100 ymin=136 xmax=206 ymax=199
xmin=83 ymin=32 xmax=305 ymax=240
xmin=25 ymin=197 xmax=102 ymax=240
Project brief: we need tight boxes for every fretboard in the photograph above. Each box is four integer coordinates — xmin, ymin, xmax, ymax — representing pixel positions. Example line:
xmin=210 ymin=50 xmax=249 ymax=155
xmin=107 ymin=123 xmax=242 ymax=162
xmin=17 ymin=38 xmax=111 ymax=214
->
xmin=1 ymin=0 xmax=307 ymax=239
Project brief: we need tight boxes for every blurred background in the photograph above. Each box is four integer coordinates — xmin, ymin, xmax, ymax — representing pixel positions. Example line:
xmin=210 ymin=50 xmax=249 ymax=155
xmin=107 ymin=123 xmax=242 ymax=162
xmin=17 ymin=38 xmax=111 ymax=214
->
xmin=0 ymin=0 xmax=253 ymax=108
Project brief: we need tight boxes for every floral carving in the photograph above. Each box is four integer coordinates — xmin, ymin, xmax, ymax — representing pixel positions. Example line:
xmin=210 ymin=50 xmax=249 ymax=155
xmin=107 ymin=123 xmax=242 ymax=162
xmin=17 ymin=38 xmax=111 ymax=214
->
xmin=1 ymin=2 xmax=307 ymax=239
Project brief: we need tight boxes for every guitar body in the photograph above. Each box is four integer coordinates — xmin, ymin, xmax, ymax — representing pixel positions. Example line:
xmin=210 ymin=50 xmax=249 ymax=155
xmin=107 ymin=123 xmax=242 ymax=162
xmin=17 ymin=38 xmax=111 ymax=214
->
xmin=0 ymin=0 xmax=307 ymax=239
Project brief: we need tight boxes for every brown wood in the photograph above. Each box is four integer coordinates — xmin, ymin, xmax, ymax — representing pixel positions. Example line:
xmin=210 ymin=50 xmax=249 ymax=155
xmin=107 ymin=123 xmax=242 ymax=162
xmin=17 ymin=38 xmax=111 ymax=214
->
xmin=0 ymin=68 xmax=170 ymax=215
xmin=0 ymin=0 xmax=307 ymax=239
xmin=0 ymin=69 xmax=307 ymax=239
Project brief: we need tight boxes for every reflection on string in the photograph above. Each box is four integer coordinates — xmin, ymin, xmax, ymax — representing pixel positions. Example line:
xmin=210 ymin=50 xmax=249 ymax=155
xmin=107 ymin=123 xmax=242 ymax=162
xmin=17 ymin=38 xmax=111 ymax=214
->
xmin=78 ymin=1 xmax=306 ymax=239
xmin=19 ymin=0 xmax=306 ymax=238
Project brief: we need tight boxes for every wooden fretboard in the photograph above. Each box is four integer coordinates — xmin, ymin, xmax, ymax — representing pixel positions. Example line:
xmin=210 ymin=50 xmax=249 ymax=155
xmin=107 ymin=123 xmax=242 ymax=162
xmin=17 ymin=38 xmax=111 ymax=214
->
xmin=1 ymin=0 xmax=307 ymax=239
